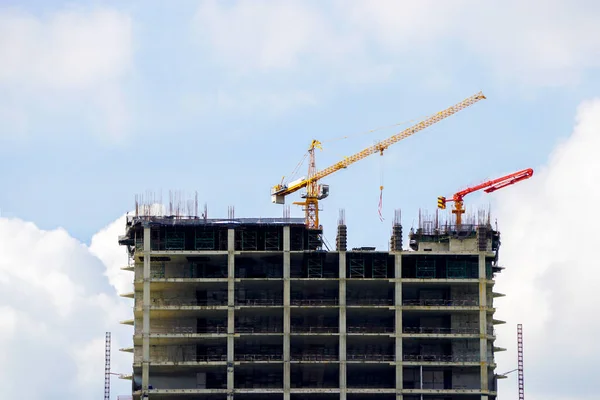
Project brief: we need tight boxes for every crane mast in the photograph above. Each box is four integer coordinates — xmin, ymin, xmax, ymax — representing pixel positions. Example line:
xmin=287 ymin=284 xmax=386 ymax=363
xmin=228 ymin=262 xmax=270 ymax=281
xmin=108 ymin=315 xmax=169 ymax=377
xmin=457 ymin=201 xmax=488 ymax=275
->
xmin=272 ymin=91 xmax=487 ymax=229
xmin=437 ymin=168 xmax=534 ymax=225
xmin=518 ymin=323 xmax=525 ymax=400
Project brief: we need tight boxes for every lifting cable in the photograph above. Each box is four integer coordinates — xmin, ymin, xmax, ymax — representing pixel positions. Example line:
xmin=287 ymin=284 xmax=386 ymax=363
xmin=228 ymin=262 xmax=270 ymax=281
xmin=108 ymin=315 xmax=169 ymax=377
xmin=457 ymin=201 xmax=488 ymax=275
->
xmin=378 ymin=152 xmax=385 ymax=222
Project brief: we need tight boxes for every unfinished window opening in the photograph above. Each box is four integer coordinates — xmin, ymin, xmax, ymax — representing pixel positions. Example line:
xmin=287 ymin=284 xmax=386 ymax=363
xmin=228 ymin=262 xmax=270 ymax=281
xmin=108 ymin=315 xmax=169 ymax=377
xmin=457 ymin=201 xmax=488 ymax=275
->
xmin=235 ymin=336 xmax=283 ymax=361
xmin=235 ymin=364 xmax=283 ymax=388
xmin=291 ymin=336 xmax=338 ymax=361
xmin=236 ymin=255 xmax=283 ymax=279
xmin=346 ymin=336 xmax=394 ymax=361
xmin=347 ymin=364 xmax=395 ymax=388
xmin=290 ymin=364 xmax=339 ymax=389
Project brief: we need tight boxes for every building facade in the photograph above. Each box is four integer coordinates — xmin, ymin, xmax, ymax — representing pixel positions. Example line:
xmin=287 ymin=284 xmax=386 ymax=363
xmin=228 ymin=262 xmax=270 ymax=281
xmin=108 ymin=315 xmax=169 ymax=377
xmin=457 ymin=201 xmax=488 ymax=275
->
xmin=118 ymin=215 xmax=503 ymax=400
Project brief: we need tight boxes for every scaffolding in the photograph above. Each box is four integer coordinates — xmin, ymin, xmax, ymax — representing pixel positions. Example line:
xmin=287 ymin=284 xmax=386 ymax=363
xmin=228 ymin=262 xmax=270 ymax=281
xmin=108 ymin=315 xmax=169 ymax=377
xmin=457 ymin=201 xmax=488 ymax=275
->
xmin=150 ymin=262 xmax=165 ymax=279
xmin=195 ymin=229 xmax=215 ymax=250
xmin=372 ymin=256 xmax=388 ymax=278
xmin=416 ymin=259 xmax=436 ymax=278
xmin=446 ymin=260 xmax=468 ymax=278
xmin=164 ymin=229 xmax=185 ymax=250
xmin=307 ymin=255 xmax=323 ymax=278
xmin=349 ymin=254 xmax=365 ymax=278
xmin=237 ymin=230 xmax=258 ymax=251
xmin=307 ymin=230 xmax=322 ymax=250
xmin=291 ymin=228 xmax=304 ymax=250
xmin=264 ymin=230 xmax=280 ymax=251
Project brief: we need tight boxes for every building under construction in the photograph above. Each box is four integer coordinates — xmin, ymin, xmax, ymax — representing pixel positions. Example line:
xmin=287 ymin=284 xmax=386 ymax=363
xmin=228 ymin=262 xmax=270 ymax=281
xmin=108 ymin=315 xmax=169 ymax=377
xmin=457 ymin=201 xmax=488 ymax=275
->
xmin=118 ymin=208 xmax=504 ymax=400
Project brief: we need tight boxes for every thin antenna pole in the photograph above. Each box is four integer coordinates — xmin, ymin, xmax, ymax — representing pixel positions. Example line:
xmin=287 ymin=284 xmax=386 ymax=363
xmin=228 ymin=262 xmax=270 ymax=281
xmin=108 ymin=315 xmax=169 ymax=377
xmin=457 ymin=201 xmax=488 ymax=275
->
xmin=517 ymin=324 xmax=524 ymax=400
xmin=105 ymin=332 xmax=111 ymax=400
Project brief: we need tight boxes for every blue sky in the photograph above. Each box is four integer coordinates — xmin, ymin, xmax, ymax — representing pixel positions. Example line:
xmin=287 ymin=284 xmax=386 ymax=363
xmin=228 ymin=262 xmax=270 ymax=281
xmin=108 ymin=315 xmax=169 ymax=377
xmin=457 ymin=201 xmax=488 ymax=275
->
xmin=2 ymin=0 xmax=597 ymax=246
xmin=1 ymin=1 xmax=600 ymax=399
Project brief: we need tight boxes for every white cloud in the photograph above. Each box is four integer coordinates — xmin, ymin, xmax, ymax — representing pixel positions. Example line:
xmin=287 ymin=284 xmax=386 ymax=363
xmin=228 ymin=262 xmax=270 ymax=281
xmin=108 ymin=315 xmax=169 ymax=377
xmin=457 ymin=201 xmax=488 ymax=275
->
xmin=492 ymin=98 xmax=600 ymax=399
xmin=0 ymin=215 xmax=132 ymax=399
xmin=89 ymin=213 xmax=130 ymax=295
xmin=193 ymin=0 xmax=600 ymax=87
xmin=0 ymin=7 xmax=132 ymax=140
xmin=194 ymin=0 xmax=354 ymax=72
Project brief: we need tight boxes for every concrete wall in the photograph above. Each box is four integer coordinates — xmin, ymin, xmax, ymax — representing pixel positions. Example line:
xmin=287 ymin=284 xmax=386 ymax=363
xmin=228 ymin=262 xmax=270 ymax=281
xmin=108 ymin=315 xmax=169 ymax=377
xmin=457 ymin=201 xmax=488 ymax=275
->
xmin=417 ymin=241 xmax=449 ymax=251
xmin=148 ymin=375 xmax=198 ymax=389
xmin=449 ymin=238 xmax=478 ymax=252
xmin=452 ymin=368 xmax=480 ymax=389
xmin=451 ymin=314 xmax=478 ymax=331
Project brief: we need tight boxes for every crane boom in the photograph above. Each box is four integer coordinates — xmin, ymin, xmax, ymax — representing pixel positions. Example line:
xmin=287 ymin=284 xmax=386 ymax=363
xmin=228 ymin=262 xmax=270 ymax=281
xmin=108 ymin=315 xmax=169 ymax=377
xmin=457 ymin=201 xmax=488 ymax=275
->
xmin=272 ymin=91 xmax=487 ymax=229
xmin=438 ymin=168 xmax=534 ymax=225
xmin=454 ymin=168 xmax=533 ymax=199
xmin=273 ymin=91 xmax=487 ymax=199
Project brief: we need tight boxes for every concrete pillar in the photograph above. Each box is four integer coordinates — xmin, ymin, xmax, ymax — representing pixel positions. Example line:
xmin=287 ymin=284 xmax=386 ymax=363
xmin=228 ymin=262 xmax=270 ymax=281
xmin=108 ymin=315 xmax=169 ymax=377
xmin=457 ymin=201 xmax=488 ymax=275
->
xmin=394 ymin=253 xmax=403 ymax=400
xmin=227 ymin=228 xmax=235 ymax=394
xmin=142 ymin=227 xmax=151 ymax=396
xmin=478 ymin=252 xmax=489 ymax=400
xmin=339 ymin=251 xmax=347 ymax=400
xmin=283 ymin=226 xmax=291 ymax=400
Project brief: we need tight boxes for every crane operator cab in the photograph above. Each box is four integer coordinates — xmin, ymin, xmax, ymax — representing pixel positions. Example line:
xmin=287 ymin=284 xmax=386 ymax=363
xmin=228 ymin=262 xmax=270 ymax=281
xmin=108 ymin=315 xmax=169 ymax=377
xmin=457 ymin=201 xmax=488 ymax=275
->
xmin=301 ymin=184 xmax=329 ymax=200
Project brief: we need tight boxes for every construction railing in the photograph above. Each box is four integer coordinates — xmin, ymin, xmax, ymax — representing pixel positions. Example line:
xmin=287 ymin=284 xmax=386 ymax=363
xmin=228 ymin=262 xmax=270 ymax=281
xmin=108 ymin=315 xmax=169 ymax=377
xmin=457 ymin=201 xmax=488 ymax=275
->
xmin=236 ymin=326 xmax=283 ymax=334
xmin=402 ymin=299 xmax=478 ymax=306
xmin=291 ymin=354 xmax=339 ymax=361
xmin=403 ymin=327 xmax=479 ymax=334
xmin=149 ymin=298 xmax=228 ymax=307
xmin=403 ymin=354 xmax=481 ymax=362
xmin=347 ymin=326 xmax=394 ymax=333
xmin=236 ymin=299 xmax=283 ymax=306
xmin=235 ymin=354 xmax=283 ymax=362
xmin=347 ymin=354 xmax=395 ymax=362
xmin=290 ymin=299 xmax=339 ymax=306
xmin=346 ymin=298 xmax=394 ymax=306
xmin=152 ymin=354 xmax=228 ymax=363
xmin=291 ymin=326 xmax=338 ymax=333
xmin=139 ymin=325 xmax=228 ymax=334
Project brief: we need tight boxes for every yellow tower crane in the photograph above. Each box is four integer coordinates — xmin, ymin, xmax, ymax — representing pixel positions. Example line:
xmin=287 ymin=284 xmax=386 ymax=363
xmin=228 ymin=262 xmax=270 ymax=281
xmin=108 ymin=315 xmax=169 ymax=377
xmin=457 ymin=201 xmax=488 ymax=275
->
xmin=271 ymin=91 xmax=487 ymax=230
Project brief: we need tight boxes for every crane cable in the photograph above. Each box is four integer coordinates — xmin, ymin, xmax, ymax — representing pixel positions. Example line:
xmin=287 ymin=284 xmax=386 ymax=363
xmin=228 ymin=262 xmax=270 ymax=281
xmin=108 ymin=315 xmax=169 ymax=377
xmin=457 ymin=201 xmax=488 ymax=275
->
xmin=284 ymin=152 xmax=309 ymax=185
xmin=284 ymin=114 xmax=429 ymax=186
xmin=321 ymin=115 xmax=430 ymax=144
xmin=378 ymin=152 xmax=384 ymax=221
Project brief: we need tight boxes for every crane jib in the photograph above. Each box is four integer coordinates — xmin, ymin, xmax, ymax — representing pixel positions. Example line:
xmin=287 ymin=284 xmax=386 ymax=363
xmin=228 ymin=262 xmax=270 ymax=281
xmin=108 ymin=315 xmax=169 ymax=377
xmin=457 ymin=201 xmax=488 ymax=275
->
xmin=272 ymin=91 xmax=486 ymax=201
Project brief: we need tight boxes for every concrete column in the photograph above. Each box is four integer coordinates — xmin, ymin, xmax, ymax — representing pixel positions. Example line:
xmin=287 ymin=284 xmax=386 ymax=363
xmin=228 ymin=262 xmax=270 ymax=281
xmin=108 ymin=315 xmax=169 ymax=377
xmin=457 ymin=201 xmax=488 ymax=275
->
xmin=283 ymin=226 xmax=291 ymax=400
xmin=339 ymin=251 xmax=347 ymax=400
xmin=394 ymin=253 xmax=403 ymax=400
xmin=142 ymin=226 xmax=151 ymax=396
xmin=478 ymin=252 xmax=489 ymax=400
xmin=227 ymin=228 xmax=235 ymax=394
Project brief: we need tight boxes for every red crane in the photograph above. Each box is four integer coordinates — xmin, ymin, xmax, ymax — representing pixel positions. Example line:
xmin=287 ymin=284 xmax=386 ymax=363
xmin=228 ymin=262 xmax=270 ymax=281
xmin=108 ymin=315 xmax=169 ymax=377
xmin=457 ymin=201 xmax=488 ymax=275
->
xmin=437 ymin=168 xmax=534 ymax=225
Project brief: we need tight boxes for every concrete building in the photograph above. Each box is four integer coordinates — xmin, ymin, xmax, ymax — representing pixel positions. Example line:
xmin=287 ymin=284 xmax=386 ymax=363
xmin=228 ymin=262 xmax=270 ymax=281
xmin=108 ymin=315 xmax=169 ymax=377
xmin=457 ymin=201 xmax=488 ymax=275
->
xmin=118 ymin=212 xmax=503 ymax=400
